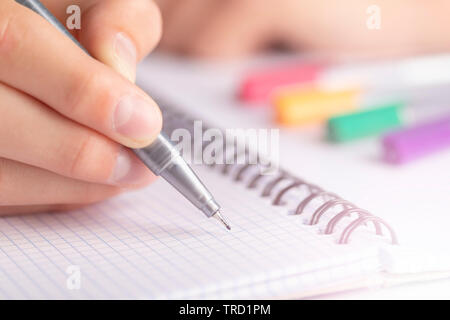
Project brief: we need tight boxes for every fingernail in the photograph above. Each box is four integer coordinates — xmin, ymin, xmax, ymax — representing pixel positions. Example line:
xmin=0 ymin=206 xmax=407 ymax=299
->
xmin=113 ymin=32 xmax=137 ymax=82
xmin=109 ymin=148 xmax=151 ymax=186
xmin=113 ymin=94 xmax=162 ymax=142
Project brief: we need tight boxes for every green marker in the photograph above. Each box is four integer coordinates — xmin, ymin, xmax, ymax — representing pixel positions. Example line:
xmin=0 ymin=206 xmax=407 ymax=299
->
xmin=327 ymin=99 xmax=450 ymax=143
xmin=327 ymin=101 xmax=405 ymax=142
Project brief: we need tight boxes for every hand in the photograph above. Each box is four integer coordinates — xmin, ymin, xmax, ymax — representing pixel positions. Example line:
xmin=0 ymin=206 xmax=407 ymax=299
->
xmin=156 ymin=0 xmax=450 ymax=59
xmin=0 ymin=0 xmax=163 ymax=215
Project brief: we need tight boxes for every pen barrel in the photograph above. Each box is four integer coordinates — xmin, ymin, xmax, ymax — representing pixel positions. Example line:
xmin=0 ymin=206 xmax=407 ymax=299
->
xmin=134 ymin=134 xmax=220 ymax=217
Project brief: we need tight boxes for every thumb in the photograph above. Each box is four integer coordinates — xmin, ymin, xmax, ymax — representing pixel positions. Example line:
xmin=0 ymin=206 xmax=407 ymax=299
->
xmin=77 ymin=0 xmax=162 ymax=82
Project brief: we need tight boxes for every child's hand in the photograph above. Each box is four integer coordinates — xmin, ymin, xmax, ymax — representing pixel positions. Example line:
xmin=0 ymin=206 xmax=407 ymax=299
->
xmin=157 ymin=0 xmax=450 ymax=59
xmin=0 ymin=0 xmax=163 ymax=215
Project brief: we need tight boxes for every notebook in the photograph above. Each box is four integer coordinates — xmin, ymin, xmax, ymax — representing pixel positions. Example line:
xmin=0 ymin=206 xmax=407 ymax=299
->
xmin=1 ymin=95 xmax=449 ymax=299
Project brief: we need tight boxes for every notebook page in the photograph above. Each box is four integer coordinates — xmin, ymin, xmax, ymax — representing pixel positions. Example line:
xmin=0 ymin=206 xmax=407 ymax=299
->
xmin=0 ymin=164 xmax=383 ymax=299
xmin=136 ymin=55 xmax=450 ymax=276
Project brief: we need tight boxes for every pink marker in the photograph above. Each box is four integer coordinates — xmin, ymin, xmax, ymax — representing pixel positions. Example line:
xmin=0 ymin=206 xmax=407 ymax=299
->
xmin=382 ymin=115 xmax=450 ymax=164
xmin=239 ymin=63 xmax=322 ymax=103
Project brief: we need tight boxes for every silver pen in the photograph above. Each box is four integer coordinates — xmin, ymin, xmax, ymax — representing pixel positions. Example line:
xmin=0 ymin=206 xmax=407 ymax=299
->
xmin=15 ymin=0 xmax=231 ymax=230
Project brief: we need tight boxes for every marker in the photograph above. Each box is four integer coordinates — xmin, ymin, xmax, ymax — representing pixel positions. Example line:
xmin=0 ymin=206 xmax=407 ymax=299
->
xmin=382 ymin=115 xmax=450 ymax=164
xmin=240 ymin=54 xmax=450 ymax=104
xmin=275 ymin=83 xmax=450 ymax=127
xmin=327 ymin=101 xmax=404 ymax=142
xmin=274 ymin=86 xmax=359 ymax=126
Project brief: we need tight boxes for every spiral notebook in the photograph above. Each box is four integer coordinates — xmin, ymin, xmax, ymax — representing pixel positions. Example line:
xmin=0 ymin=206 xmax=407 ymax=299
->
xmin=0 ymin=99 xmax=449 ymax=299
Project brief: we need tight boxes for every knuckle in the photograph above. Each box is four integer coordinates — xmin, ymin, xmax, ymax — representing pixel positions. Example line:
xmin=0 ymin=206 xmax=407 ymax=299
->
xmin=66 ymin=133 xmax=116 ymax=182
xmin=64 ymin=70 xmax=96 ymax=114
xmin=67 ymin=134 xmax=100 ymax=179
xmin=69 ymin=134 xmax=95 ymax=178
xmin=65 ymin=69 xmax=111 ymax=117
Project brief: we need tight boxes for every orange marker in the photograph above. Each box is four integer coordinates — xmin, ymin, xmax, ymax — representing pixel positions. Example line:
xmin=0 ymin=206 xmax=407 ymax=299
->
xmin=274 ymin=87 xmax=360 ymax=126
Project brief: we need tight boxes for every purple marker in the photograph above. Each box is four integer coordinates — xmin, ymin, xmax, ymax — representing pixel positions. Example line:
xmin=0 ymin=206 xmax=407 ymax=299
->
xmin=382 ymin=115 xmax=450 ymax=164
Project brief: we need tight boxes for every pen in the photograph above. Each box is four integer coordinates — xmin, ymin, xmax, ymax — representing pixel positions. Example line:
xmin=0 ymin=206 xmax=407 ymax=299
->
xmin=241 ymin=54 xmax=450 ymax=105
xmin=15 ymin=0 xmax=231 ymax=230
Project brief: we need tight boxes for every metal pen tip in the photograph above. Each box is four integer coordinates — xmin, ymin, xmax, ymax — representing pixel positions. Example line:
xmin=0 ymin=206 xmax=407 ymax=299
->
xmin=213 ymin=210 xmax=231 ymax=231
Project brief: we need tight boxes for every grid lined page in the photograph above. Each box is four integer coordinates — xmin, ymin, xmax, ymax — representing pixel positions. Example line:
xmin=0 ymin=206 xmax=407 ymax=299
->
xmin=0 ymin=165 xmax=382 ymax=299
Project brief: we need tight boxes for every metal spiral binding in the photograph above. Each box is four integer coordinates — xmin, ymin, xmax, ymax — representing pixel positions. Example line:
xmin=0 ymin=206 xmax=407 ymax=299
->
xmin=159 ymin=102 xmax=398 ymax=245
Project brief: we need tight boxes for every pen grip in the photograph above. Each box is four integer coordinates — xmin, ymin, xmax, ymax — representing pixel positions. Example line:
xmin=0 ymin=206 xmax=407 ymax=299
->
xmin=133 ymin=134 xmax=180 ymax=176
